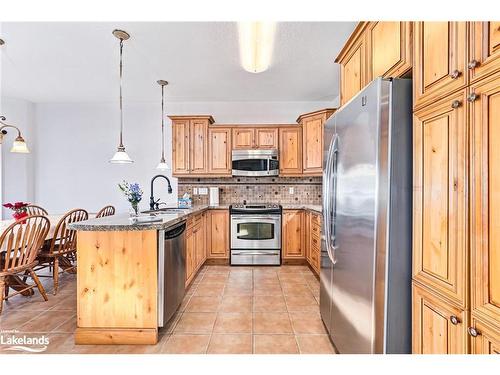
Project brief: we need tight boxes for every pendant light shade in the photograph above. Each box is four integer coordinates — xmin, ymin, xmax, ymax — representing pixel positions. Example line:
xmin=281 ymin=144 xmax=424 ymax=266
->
xmin=0 ymin=115 xmax=30 ymax=154
xmin=110 ymin=29 xmax=133 ymax=164
xmin=156 ymin=79 xmax=170 ymax=170
xmin=10 ymin=136 xmax=30 ymax=153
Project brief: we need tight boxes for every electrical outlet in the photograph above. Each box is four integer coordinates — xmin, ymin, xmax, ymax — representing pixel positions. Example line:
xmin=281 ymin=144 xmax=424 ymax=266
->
xmin=289 ymin=187 xmax=294 ymax=195
xmin=198 ymin=187 xmax=208 ymax=195
xmin=193 ymin=187 xmax=198 ymax=195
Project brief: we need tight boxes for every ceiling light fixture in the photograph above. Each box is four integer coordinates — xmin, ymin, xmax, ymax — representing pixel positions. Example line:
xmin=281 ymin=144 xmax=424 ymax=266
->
xmin=156 ymin=80 xmax=170 ymax=171
xmin=0 ymin=116 xmax=30 ymax=153
xmin=109 ymin=29 xmax=133 ymax=164
xmin=237 ymin=22 xmax=277 ymax=73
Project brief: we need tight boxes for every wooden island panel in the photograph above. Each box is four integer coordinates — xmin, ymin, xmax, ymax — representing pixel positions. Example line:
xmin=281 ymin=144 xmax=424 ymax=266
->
xmin=75 ymin=230 xmax=158 ymax=345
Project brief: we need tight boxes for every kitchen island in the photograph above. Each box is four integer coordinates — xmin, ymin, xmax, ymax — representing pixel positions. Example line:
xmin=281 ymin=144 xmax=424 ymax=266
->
xmin=70 ymin=206 xmax=212 ymax=345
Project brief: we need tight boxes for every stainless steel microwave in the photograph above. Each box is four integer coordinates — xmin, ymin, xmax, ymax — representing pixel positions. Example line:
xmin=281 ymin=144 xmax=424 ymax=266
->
xmin=231 ymin=149 xmax=279 ymax=177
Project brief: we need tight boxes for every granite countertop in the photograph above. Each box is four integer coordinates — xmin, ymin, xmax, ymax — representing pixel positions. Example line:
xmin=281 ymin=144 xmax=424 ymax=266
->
xmin=69 ymin=205 xmax=221 ymax=231
xmin=69 ymin=203 xmax=321 ymax=232
xmin=282 ymin=204 xmax=322 ymax=213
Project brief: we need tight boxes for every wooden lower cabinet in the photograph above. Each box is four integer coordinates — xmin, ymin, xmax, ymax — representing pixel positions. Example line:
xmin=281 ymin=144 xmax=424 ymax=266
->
xmin=207 ymin=210 xmax=229 ymax=259
xmin=282 ymin=210 xmax=304 ymax=259
xmin=470 ymin=316 xmax=500 ymax=354
xmin=304 ymin=211 xmax=321 ymax=274
xmin=412 ymin=282 xmax=468 ymax=354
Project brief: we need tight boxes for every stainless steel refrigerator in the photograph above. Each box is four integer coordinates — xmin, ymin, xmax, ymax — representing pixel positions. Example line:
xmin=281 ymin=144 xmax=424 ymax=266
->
xmin=320 ymin=78 xmax=412 ymax=354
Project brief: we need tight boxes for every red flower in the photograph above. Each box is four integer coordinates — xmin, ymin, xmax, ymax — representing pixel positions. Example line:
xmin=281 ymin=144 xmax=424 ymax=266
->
xmin=3 ymin=203 xmax=14 ymax=209
xmin=3 ymin=202 xmax=29 ymax=211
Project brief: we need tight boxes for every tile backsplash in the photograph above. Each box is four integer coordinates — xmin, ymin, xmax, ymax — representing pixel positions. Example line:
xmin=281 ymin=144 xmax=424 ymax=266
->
xmin=178 ymin=176 xmax=322 ymax=205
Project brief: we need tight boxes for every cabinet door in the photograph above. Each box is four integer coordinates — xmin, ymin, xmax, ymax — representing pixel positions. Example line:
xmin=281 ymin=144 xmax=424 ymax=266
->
xmin=302 ymin=115 xmax=324 ymax=174
xmin=232 ymin=128 xmax=255 ymax=149
xmin=282 ymin=210 xmax=304 ymax=258
xmin=412 ymin=283 xmax=468 ymax=354
xmin=208 ymin=128 xmax=232 ymax=175
xmin=469 ymin=22 xmax=500 ymax=83
xmin=207 ymin=210 xmax=229 ymax=258
xmin=470 ymin=73 xmax=500 ymax=327
xmin=279 ymin=127 xmax=302 ymax=176
xmin=172 ymin=119 xmax=190 ymax=175
xmin=194 ymin=223 xmax=204 ymax=270
xmin=255 ymin=128 xmax=278 ymax=149
xmin=190 ymin=119 xmax=208 ymax=174
xmin=185 ymin=228 xmax=195 ymax=284
xmin=304 ymin=211 xmax=311 ymax=262
xmin=470 ymin=316 xmax=500 ymax=354
xmin=366 ymin=21 xmax=412 ymax=79
xmin=340 ymin=37 xmax=366 ymax=105
xmin=413 ymin=22 xmax=467 ymax=109
xmin=413 ymin=90 xmax=468 ymax=308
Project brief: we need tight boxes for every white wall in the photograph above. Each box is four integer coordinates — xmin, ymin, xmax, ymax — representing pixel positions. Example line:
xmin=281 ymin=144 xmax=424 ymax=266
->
xmin=34 ymin=100 xmax=333 ymax=214
xmin=0 ymin=96 xmax=36 ymax=218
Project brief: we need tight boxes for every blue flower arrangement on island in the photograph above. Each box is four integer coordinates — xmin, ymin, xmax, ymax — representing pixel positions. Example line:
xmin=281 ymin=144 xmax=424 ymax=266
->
xmin=118 ymin=180 xmax=143 ymax=216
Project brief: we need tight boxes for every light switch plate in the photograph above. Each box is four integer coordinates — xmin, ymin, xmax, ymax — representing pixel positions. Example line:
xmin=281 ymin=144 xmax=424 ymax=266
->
xmin=198 ymin=187 xmax=208 ymax=195
xmin=289 ymin=187 xmax=294 ymax=194
xmin=193 ymin=187 xmax=198 ymax=195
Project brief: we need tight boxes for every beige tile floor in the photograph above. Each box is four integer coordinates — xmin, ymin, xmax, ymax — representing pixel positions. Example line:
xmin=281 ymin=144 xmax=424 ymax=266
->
xmin=0 ymin=265 xmax=335 ymax=354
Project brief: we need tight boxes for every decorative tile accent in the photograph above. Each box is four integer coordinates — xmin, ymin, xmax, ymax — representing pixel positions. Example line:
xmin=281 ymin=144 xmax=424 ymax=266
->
xmin=178 ymin=176 xmax=322 ymax=205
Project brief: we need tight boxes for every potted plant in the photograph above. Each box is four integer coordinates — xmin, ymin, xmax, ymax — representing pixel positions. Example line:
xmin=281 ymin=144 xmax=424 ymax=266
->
xmin=118 ymin=181 xmax=143 ymax=217
xmin=3 ymin=201 xmax=29 ymax=223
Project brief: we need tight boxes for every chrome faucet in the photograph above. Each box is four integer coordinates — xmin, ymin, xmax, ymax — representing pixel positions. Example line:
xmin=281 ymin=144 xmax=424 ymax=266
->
xmin=150 ymin=174 xmax=173 ymax=210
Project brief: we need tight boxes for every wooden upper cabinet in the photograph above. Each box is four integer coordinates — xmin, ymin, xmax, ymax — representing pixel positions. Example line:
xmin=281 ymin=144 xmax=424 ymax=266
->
xmin=337 ymin=33 xmax=366 ymax=106
xmin=366 ymin=21 xmax=412 ymax=80
xmin=469 ymin=22 xmax=500 ymax=84
xmin=190 ymin=119 xmax=209 ymax=174
xmin=413 ymin=90 xmax=468 ymax=309
xmin=232 ymin=128 xmax=255 ymax=149
xmin=207 ymin=210 xmax=229 ymax=258
xmin=208 ymin=127 xmax=232 ymax=175
xmin=255 ymin=128 xmax=278 ymax=149
xmin=279 ymin=127 xmax=302 ymax=176
xmin=470 ymin=316 xmax=500 ymax=354
xmin=282 ymin=210 xmax=304 ymax=259
xmin=171 ymin=118 xmax=190 ymax=175
xmin=470 ymin=72 xmax=500 ymax=328
xmin=412 ymin=283 xmax=468 ymax=354
xmin=298 ymin=109 xmax=335 ymax=175
xmin=413 ymin=22 xmax=467 ymax=110
xmin=170 ymin=115 xmax=214 ymax=176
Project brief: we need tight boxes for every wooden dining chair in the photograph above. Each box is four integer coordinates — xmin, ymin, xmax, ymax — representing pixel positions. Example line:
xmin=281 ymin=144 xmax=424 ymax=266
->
xmin=95 ymin=205 xmax=115 ymax=218
xmin=26 ymin=204 xmax=48 ymax=216
xmin=0 ymin=215 xmax=50 ymax=314
xmin=35 ymin=208 xmax=88 ymax=295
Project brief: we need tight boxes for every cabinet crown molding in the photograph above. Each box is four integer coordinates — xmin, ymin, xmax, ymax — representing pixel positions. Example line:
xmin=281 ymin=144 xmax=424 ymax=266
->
xmin=334 ymin=21 xmax=369 ymax=63
xmin=168 ymin=115 xmax=215 ymax=124
xmin=296 ymin=108 xmax=336 ymax=123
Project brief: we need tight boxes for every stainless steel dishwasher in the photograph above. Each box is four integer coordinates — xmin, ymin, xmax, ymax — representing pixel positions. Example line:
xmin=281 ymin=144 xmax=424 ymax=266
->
xmin=158 ymin=220 xmax=186 ymax=327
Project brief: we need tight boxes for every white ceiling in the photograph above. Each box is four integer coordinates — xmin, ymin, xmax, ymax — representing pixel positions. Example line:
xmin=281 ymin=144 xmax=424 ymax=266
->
xmin=0 ymin=22 xmax=356 ymax=103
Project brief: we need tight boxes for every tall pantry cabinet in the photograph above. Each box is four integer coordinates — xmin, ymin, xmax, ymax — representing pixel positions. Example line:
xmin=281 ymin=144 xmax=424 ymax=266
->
xmin=411 ymin=21 xmax=500 ymax=354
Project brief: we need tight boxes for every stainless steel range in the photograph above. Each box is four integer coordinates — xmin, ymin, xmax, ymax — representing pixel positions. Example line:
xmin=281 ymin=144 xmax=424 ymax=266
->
xmin=230 ymin=203 xmax=282 ymax=265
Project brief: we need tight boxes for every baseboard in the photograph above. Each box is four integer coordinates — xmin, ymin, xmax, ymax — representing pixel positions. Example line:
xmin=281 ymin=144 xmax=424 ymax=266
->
xmin=75 ymin=328 xmax=158 ymax=345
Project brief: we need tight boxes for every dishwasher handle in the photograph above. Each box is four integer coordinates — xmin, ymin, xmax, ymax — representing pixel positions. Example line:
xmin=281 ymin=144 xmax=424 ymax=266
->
xmin=164 ymin=220 xmax=187 ymax=239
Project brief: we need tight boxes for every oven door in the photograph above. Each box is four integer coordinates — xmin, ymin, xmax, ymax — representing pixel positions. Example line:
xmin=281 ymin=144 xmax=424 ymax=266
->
xmin=231 ymin=215 xmax=281 ymax=250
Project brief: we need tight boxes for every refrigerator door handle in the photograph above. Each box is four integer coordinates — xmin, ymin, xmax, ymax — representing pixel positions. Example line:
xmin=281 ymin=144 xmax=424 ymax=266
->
xmin=324 ymin=134 xmax=338 ymax=265
xmin=328 ymin=136 xmax=339 ymax=264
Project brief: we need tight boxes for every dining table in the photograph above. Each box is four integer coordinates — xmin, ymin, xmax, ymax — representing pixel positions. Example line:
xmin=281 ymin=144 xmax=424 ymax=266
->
xmin=0 ymin=214 xmax=66 ymax=296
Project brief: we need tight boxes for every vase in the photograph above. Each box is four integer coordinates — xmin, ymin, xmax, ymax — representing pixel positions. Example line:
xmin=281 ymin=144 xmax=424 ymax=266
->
xmin=13 ymin=211 xmax=28 ymax=224
xmin=129 ymin=202 xmax=139 ymax=217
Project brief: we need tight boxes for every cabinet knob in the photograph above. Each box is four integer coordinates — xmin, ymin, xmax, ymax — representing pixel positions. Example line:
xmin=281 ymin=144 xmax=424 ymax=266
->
xmin=468 ymin=60 xmax=479 ymax=69
xmin=450 ymin=70 xmax=461 ymax=79
xmin=468 ymin=327 xmax=480 ymax=337
xmin=451 ymin=100 xmax=462 ymax=109
xmin=449 ymin=315 xmax=460 ymax=325
xmin=467 ymin=92 xmax=478 ymax=102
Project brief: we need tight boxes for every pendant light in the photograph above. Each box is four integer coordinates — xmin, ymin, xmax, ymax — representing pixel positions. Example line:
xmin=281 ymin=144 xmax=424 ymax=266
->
xmin=109 ymin=29 xmax=133 ymax=164
xmin=156 ymin=80 xmax=170 ymax=170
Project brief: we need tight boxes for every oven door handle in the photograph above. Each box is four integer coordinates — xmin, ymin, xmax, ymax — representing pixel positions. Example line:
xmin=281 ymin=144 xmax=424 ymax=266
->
xmin=231 ymin=216 xmax=281 ymax=221
xmin=232 ymin=251 xmax=278 ymax=256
